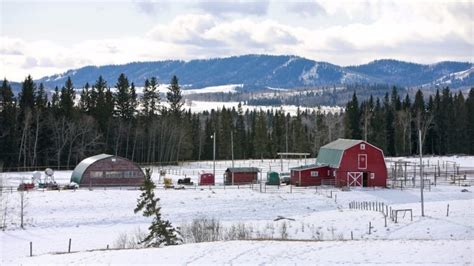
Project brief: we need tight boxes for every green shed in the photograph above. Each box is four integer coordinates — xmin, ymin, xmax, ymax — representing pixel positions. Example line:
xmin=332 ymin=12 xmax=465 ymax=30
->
xmin=266 ymin=171 xmax=280 ymax=185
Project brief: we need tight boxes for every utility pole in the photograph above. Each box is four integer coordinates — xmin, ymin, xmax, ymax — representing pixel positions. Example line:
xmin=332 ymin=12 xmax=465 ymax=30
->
xmin=419 ymin=129 xmax=425 ymax=217
xmin=231 ymin=131 xmax=234 ymax=168
xmin=212 ymin=132 xmax=216 ymax=179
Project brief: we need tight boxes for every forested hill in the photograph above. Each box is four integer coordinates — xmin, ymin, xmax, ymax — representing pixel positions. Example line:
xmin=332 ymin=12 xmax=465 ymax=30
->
xmin=35 ymin=55 xmax=473 ymax=90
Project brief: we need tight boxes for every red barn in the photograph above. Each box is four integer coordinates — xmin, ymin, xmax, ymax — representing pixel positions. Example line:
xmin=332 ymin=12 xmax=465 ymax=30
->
xmin=290 ymin=164 xmax=333 ymax=186
xmin=316 ymin=139 xmax=387 ymax=187
xmin=224 ymin=167 xmax=259 ymax=185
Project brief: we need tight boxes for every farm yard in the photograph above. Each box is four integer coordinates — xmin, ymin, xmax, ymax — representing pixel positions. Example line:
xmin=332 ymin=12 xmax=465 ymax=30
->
xmin=1 ymin=156 xmax=473 ymax=265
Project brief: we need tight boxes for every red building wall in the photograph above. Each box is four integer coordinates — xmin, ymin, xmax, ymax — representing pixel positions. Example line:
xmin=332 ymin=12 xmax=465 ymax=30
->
xmin=335 ymin=142 xmax=387 ymax=187
xmin=225 ymin=172 xmax=258 ymax=184
xmin=290 ymin=166 xmax=334 ymax=186
xmin=81 ymin=157 xmax=145 ymax=186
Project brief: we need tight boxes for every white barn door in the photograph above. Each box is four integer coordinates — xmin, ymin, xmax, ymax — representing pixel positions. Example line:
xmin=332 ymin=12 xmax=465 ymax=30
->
xmin=347 ymin=172 xmax=363 ymax=187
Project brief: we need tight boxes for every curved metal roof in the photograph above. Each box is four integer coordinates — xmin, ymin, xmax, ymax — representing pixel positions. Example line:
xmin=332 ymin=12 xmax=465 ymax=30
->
xmin=316 ymin=139 xmax=363 ymax=168
xmin=70 ymin=154 xmax=113 ymax=183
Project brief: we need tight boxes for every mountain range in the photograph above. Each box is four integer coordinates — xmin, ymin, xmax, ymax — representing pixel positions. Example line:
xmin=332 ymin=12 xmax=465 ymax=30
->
xmin=31 ymin=55 xmax=474 ymax=90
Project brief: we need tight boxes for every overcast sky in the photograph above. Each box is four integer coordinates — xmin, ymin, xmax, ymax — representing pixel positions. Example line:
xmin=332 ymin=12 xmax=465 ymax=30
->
xmin=1 ymin=0 xmax=473 ymax=81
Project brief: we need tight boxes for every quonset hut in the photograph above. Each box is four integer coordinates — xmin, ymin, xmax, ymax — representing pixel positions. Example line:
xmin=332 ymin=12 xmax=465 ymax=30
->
xmin=316 ymin=139 xmax=387 ymax=187
xmin=71 ymin=154 xmax=145 ymax=187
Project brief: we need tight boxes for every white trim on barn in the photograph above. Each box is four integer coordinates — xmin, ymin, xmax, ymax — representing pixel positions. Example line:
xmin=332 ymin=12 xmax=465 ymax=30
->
xmin=347 ymin=172 xmax=363 ymax=187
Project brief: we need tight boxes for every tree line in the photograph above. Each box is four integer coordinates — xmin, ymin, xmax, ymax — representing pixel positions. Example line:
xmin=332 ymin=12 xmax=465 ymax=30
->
xmin=344 ymin=87 xmax=474 ymax=156
xmin=0 ymin=74 xmax=473 ymax=171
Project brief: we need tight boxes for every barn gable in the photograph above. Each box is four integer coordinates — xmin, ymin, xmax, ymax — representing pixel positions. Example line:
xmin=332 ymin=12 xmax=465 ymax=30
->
xmin=71 ymin=154 xmax=113 ymax=183
xmin=316 ymin=139 xmax=363 ymax=168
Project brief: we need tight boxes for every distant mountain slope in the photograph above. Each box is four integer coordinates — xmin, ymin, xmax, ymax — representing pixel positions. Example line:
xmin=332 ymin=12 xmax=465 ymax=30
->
xmin=35 ymin=55 xmax=473 ymax=90
xmin=346 ymin=59 xmax=473 ymax=86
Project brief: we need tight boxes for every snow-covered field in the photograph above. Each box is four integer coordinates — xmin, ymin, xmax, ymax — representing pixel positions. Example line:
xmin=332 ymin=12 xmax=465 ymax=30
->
xmin=183 ymin=100 xmax=343 ymax=115
xmin=1 ymin=156 xmax=473 ymax=265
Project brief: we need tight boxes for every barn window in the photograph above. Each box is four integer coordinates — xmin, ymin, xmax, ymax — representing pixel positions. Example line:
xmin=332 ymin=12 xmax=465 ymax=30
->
xmin=370 ymin=173 xmax=375 ymax=179
xmin=360 ymin=144 xmax=365 ymax=150
xmin=311 ymin=171 xmax=318 ymax=177
xmin=91 ymin=171 xmax=103 ymax=178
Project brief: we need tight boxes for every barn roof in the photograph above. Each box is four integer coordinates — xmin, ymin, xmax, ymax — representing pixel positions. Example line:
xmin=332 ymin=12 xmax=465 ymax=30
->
xmin=316 ymin=139 xmax=364 ymax=168
xmin=226 ymin=167 xmax=260 ymax=173
xmin=71 ymin=154 xmax=113 ymax=184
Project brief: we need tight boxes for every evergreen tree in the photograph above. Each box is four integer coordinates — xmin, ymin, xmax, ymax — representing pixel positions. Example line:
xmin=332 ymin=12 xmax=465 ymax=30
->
xmin=453 ymin=91 xmax=468 ymax=154
xmin=344 ymin=92 xmax=361 ymax=139
xmin=234 ymin=103 xmax=246 ymax=159
xmin=0 ymin=79 xmax=17 ymax=170
xmin=35 ymin=83 xmax=48 ymax=110
xmin=142 ymin=77 xmax=161 ymax=117
xmin=166 ymin=75 xmax=183 ymax=119
xmin=60 ymin=77 xmax=76 ymax=119
xmin=79 ymin=83 xmax=91 ymax=113
xmin=51 ymin=86 xmax=60 ymax=115
xmin=466 ymin=88 xmax=474 ymax=154
xmin=370 ymin=98 xmax=385 ymax=150
xmin=219 ymin=107 xmax=233 ymax=159
xmin=384 ymin=93 xmax=396 ymax=156
xmin=411 ymin=90 xmax=425 ymax=154
xmin=134 ymin=169 xmax=180 ymax=247
xmin=18 ymin=75 xmax=36 ymax=120
xmin=254 ymin=110 xmax=268 ymax=158
xmin=115 ymin=73 xmax=133 ymax=120
xmin=439 ymin=88 xmax=454 ymax=154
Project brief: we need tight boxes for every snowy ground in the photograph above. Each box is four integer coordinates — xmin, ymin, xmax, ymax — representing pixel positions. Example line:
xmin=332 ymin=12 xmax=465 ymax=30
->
xmin=1 ymin=156 xmax=473 ymax=265
xmin=183 ymin=100 xmax=343 ymax=115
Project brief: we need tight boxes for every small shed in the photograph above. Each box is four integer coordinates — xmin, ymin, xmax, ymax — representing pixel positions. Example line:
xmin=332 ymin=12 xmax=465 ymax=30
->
xmin=266 ymin=172 xmax=280 ymax=185
xmin=199 ymin=173 xmax=215 ymax=186
xmin=224 ymin=167 xmax=259 ymax=185
xmin=290 ymin=164 xmax=333 ymax=186
xmin=316 ymin=139 xmax=387 ymax=187
xmin=71 ymin=154 xmax=145 ymax=187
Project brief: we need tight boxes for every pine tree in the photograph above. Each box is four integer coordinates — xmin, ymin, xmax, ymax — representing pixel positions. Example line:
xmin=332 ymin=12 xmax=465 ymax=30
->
xmin=60 ymin=77 xmax=76 ymax=119
xmin=344 ymin=92 xmax=361 ymax=139
xmin=115 ymin=73 xmax=132 ymax=120
xmin=219 ymin=107 xmax=233 ymax=159
xmin=466 ymin=88 xmax=474 ymax=154
xmin=234 ymin=103 xmax=246 ymax=159
xmin=0 ymin=79 xmax=17 ymax=170
xmin=254 ymin=110 xmax=268 ymax=158
xmin=18 ymin=75 xmax=36 ymax=120
xmin=453 ymin=91 xmax=467 ymax=154
xmin=384 ymin=93 xmax=396 ymax=156
xmin=142 ymin=77 xmax=161 ymax=117
xmin=166 ymin=75 xmax=183 ymax=119
xmin=79 ymin=83 xmax=91 ymax=113
xmin=135 ymin=169 xmax=180 ymax=247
